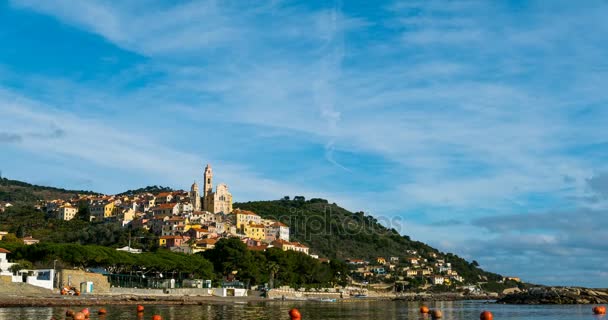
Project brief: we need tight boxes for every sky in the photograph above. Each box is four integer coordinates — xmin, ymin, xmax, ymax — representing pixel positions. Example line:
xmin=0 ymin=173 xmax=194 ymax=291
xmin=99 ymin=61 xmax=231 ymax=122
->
xmin=0 ymin=0 xmax=607 ymax=287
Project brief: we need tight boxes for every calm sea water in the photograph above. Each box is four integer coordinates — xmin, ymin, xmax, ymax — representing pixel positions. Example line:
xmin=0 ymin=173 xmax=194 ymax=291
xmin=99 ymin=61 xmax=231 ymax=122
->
xmin=0 ymin=300 xmax=604 ymax=320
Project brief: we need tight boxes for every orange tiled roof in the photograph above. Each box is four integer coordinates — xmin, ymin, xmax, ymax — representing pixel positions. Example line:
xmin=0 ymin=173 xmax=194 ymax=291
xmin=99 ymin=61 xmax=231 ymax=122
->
xmin=234 ymin=209 xmax=258 ymax=216
xmin=197 ymin=238 xmax=217 ymax=245
xmin=248 ymin=244 xmax=268 ymax=251
xmin=155 ymin=203 xmax=177 ymax=209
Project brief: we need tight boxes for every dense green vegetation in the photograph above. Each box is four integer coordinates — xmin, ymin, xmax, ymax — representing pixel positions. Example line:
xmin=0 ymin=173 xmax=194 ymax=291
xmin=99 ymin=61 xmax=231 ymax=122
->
xmin=3 ymin=242 xmax=213 ymax=278
xmin=0 ymin=238 xmax=345 ymax=288
xmin=203 ymin=238 xmax=348 ymax=288
xmin=0 ymin=177 xmax=98 ymax=203
xmin=0 ymin=205 xmax=157 ymax=249
xmin=234 ymin=197 xmax=503 ymax=283
xmin=117 ymin=185 xmax=174 ymax=196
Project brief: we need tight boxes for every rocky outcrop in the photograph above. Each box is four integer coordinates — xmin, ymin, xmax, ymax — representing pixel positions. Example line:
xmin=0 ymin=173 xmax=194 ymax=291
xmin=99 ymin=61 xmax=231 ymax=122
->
xmin=497 ymin=287 xmax=608 ymax=304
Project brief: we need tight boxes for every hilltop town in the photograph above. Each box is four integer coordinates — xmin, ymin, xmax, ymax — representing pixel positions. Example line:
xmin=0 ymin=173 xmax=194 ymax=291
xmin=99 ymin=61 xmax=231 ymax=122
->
xmin=36 ymin=164 xmax=310 ymax=256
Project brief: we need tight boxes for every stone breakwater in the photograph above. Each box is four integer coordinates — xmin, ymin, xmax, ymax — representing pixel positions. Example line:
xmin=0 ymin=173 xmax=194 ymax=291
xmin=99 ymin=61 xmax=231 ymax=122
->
xmin=497 ymin=287 xmax=608 ymax=304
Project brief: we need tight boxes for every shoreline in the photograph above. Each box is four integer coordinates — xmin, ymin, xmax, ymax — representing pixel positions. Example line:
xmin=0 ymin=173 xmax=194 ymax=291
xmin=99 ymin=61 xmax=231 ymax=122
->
xmin=0 ymin=293 xmax=499 ymax=308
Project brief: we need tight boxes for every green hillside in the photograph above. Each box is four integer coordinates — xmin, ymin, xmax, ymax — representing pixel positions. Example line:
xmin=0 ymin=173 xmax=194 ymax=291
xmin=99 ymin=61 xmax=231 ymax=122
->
xmin=234 ymin=197 xmax=503 ymax=283
xmin=117 ymin=185 xmax=174 ymax=196
xmin=0 ymin=177 xmax=98 ymax=203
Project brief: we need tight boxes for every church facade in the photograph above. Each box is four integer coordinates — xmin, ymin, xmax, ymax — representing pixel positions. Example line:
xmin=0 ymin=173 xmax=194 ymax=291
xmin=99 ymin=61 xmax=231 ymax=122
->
xmin=202 ymin=164 xmax=233 ymax=214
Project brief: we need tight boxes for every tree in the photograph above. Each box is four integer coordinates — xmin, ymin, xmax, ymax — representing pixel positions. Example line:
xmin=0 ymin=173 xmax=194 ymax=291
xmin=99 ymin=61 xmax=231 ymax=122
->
xmin=0 ymin=233 xmax=23 ymax=244
xmin=267 ymin=261 xmax=280 ymax=289
xmin=77 ymin=207 xmax=91 ymax=221
xmin=9 ymin=260 xmax=33 ymax=274
xmin=15 ymin=225 xmax=25 ymax=238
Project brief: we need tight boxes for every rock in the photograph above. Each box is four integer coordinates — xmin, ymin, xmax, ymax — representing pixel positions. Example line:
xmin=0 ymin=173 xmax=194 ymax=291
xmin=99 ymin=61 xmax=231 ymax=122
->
xmin=497 ymin=287 xmax=608 ymax=305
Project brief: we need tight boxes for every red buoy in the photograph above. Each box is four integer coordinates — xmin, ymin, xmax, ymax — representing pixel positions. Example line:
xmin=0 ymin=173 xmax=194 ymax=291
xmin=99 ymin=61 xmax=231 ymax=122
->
xmin=81 ymin=308 xmax=90 ymax=318
xmin=420 ymin=305 xmax=430 ymax=314
xmin=152 ymin=315 xmax=162 ymax=320
xmin=73 ymin=312 xmax=85 ymax=320
xmin=98 ymin=308 xmax=107 ymax=315
xmin=431 ymin=309 xmax=443 ymax=319
xmin=593 ymin=306 xmax=607 ymax=315
xmin=65 ymin=309 xmax=75 ymax=317
xmin=289 ymin=308 xmax=301 ymax=320
xmin=480 ymin=310 xmax=493 ymax=320
xmin=137 ymin=305 xmax=145 ymax=312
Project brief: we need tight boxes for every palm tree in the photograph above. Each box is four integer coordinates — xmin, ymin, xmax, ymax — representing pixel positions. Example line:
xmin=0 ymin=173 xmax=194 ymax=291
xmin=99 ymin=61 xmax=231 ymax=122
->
xmin=267 ymin=262 xmax=280 ymax=289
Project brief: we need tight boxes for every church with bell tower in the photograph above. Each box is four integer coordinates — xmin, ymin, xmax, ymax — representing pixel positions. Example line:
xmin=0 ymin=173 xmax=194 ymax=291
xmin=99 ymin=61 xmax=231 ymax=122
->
xmin=202 ymin=164 xmax=233 ymax=214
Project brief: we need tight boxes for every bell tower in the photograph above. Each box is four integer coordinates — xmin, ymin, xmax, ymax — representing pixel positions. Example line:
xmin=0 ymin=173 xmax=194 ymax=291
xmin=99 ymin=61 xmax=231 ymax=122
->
xmin=203 ymin=164 xmax=213 ymax=211
xmin=204 ymin=164 xmax=213 ymax=196
xmin=190 ymin=181 xmax=201 ymax=211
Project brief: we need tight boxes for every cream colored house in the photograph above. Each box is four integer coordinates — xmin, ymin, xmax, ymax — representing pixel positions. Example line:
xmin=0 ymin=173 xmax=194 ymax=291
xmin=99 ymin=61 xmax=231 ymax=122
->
xmin=57 ymin=204 xmax=78 ymax=221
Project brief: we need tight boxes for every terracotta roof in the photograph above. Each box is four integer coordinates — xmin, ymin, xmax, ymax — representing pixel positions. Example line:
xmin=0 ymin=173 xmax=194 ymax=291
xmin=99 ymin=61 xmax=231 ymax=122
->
xmin=152 ymin=203 xmax=177 ymax=210
xmin=248 ymin=244 xmax=268 ymax=251
xmin=247 ymin=223 xmax=265 ymax=228
xmin=156 ymin=192 xmax=172 ymax=198
xmin=197 ymin=238 xmax=217 ymax=245
xmin=234 ymin=209 xmax=258 ymax=216
xmin=270 ymin=222 xmax=288 ymax=227
xmin=0 ymin=248 xmax=11 ymax=254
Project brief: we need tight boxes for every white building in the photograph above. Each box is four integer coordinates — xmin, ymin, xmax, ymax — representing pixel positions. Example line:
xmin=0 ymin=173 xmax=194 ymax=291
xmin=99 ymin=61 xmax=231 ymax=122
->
xmin=431 ymin=275 xmax=445 ymax=285
xmin=264 ymin=222 xmax=290 ymax=242
xmin=13 ymin=269 xmax=55 ymax=290
xmin=0 ymin=248 xmax=15 ymax=276
xmin=57 ymin=204 xmax=78 ymax=221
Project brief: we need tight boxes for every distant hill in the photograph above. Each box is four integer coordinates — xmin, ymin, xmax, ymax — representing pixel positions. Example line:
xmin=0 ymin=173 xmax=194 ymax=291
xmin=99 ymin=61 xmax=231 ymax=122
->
xmin=0 ymin=177 xmax=99 ymax=203
xmin=117 ymin=185 xmax=174 ymax=196
xmin=234 ymin=197 xmax=503 ymax=284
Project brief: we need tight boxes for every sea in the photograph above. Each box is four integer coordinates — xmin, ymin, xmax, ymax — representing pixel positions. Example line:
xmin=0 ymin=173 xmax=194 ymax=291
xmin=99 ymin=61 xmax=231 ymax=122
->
xmin=0 ymin=300 xmax=602 ymax=320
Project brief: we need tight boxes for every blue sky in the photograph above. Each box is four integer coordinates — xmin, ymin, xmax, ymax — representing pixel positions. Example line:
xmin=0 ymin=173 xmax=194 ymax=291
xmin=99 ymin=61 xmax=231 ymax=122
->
xmin=1 ymin=0 xmax=608 ymax=287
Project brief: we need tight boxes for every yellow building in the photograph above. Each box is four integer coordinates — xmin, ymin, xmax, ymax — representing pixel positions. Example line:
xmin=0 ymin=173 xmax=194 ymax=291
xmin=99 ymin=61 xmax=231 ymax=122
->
xmin=244 ymin=222 xmax=266 ymax=241
xmin=89 ymin=201 xmax=116 ymax=221
xmin=235 ymin=209 xmax=261 ymax=229
xmin=271 ymin=239 xmax=310 ymax=255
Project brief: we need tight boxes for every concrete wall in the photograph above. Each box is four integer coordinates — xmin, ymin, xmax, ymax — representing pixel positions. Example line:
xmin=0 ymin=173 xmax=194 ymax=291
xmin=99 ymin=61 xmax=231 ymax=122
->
xmin=110 ymin=287 xmax=212 ymax=296
xmin=57 ymin=270 xmax=111 ymax=293
xmin=24 ymin=269 xmax=54 ymax=290
xmin=110 ymin=287 xmax=165 ymax=295
xmin=267 ymin=289 xmax=342 ymax=300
